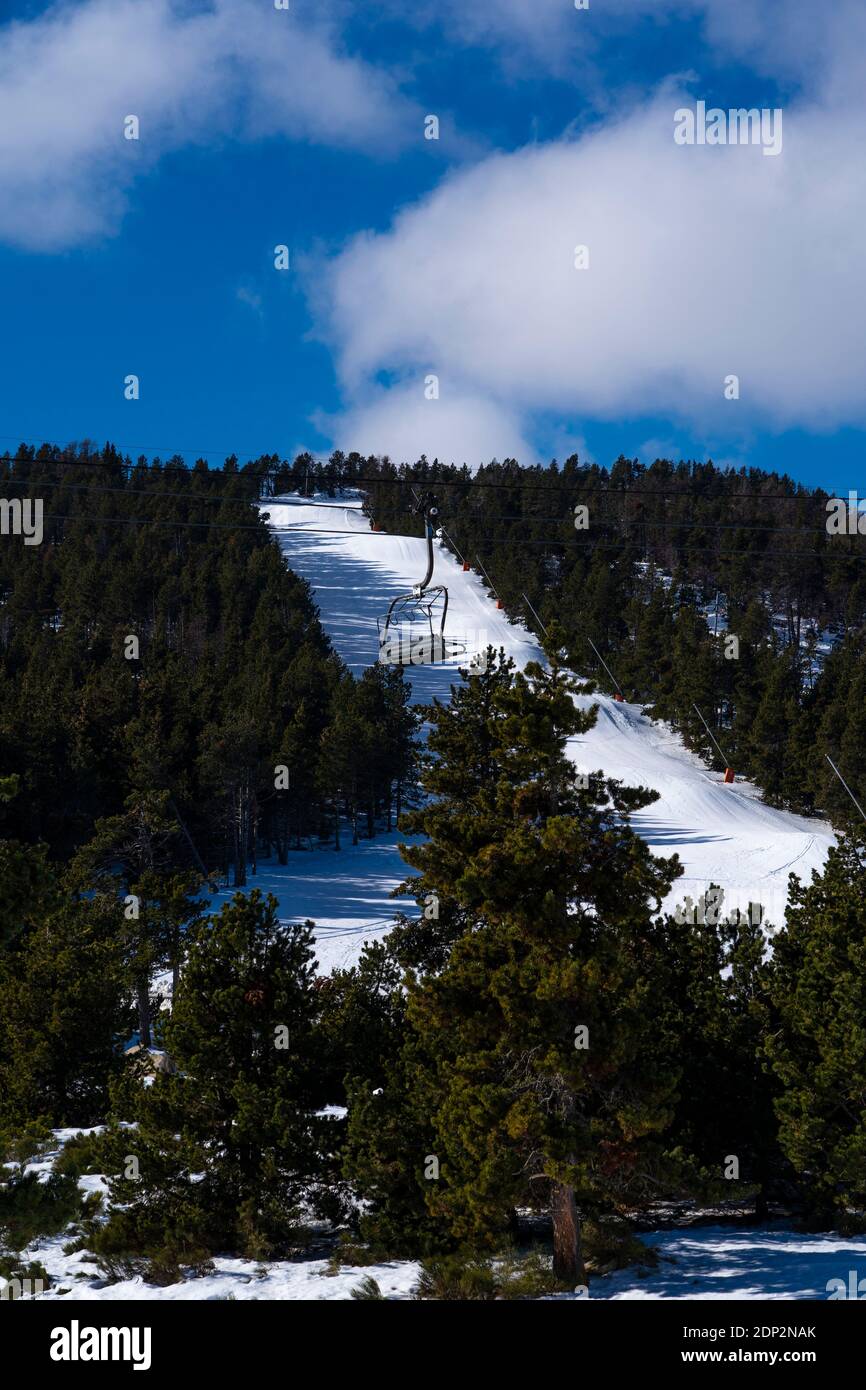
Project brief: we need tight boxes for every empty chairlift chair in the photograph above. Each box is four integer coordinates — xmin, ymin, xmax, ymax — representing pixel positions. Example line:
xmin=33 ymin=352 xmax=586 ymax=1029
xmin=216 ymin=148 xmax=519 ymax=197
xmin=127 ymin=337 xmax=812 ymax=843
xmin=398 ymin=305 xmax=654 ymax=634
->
xmin=377 ymin=497 xmax=454 ymax=667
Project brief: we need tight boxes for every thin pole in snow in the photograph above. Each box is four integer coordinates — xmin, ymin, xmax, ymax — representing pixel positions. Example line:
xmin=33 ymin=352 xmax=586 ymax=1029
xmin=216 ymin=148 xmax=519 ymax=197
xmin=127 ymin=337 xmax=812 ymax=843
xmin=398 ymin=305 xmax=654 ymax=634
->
xmin=522 ymin=592 xmax=548 ymax=635
xmin=474 ymin=553 xmax=499 ymax=601
xmin=586 ymin=635 xmax=624 ymax=696
xmin=691 ymin=701 xmax=730 ymax=770
xmin=442 ymin=527 xmax=466 ymax=566
xmin=825 ymin=754 xmax=866 ymax=824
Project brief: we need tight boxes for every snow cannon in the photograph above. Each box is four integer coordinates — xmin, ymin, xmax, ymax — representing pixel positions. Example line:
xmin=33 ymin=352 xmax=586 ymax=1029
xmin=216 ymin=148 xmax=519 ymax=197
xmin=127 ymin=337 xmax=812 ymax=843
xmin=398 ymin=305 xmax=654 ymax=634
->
xmin=724 ymin=768 xmax=736 ymax=784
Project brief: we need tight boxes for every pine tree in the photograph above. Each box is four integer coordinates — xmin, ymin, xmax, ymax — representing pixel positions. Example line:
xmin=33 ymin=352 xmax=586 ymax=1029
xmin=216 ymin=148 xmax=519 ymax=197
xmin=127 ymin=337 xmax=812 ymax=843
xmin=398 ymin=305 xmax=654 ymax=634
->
xmin=667 ymin=608 xmax=723 ymax=762
xmin=748 ymin=648 xmax=801 ymax=803
xmin=317 ymin=678 xmax=366 ymax=849
xmin=0 ymin=892 xmax=132 ymax=1129
xmin=349 ymin=650 xmax=682 ymax=1280
xmin=643 ymin=889 xmax=782 ymax=1215
xmin=198 ymin=716 xmax=262 ymax=887
xmin=70 ymin=792 xmax=205 ymax=1047
xmin=318 ymin=941 xmax=405 ymax=1099
xmin=764 ymin=832 xmax=866 ymax=1224
xmin=91 ymin=890 xmax=343 ymax=1271
xmin=835 ymin=663 xmax=866 ymax=826
xmin=0 ymin=774 xmax=54 ymax=953
xmin=624 ymin=579 xmax=676 ymax=706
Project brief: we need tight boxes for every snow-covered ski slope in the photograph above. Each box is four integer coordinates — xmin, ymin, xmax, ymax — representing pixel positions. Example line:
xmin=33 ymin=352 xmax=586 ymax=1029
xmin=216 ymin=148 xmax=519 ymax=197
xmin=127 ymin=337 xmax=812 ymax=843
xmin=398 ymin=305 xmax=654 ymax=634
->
xmin=266 ymin=494 xmax=833 ymax=928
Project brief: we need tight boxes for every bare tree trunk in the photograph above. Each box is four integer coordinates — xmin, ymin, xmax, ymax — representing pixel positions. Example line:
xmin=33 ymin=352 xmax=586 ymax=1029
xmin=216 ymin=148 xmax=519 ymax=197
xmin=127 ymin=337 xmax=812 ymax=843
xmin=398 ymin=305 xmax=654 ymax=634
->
xmin=232 ymin=787 xmax=247 ymax=888
xmin=169 ymin=797 xmax=207 ymax=876
xmin=136 ymin=978 xmax=152 ymax=1050
xmin=551 ymin=1181 xmax=585 ymax=1284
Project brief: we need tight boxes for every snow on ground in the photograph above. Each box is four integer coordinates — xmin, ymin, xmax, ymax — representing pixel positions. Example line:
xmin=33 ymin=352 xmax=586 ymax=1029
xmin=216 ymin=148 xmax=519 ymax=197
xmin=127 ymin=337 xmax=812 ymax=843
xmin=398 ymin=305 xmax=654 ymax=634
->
xmin=265 ymin=494 xmax=834 ymax=943
xmin=597 ymin=1228 xmax=866 ymax=1301
xmin=567 ymin=696 xmax=831 ymax=929
xmin=12 ymin=1128 xmax=866 ymax=1301
xmin=19 ymin=1230 xmax=866 ymax=1301
xmin=208 ymin=833 xmax=422 ymax=974
xmin=15 ymin=1129 xmax=866 ymax=1303
xmin=25 ymin=1244 xmax=421 ymax=1302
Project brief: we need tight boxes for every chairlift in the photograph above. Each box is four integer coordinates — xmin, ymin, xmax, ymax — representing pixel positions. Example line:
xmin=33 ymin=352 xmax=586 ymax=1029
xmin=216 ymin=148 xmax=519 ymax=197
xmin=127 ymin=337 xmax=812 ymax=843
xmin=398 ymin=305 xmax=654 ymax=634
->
xmin=377 ymin=496 xmax=464 ymax=667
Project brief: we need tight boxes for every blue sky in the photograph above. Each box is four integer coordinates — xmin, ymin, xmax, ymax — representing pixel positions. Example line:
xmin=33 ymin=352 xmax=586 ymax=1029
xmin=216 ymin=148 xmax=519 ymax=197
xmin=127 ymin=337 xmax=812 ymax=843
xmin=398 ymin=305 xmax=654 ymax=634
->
xmin=1 ymin=0 xmax=864 ymax=488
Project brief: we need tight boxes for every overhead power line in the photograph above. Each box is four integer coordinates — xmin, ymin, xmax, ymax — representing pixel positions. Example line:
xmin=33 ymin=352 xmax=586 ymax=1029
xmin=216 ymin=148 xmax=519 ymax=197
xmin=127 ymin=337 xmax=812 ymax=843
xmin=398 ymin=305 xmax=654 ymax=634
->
xmin=0 ymin=475 xmax=267 ymax=507
xmin=1 ymin=469 xmax=849 ymax=534
xmin=0 ymin=440 xmax=845 ymax=501
xmin=7 ymin=509 xmax=866 ymax=565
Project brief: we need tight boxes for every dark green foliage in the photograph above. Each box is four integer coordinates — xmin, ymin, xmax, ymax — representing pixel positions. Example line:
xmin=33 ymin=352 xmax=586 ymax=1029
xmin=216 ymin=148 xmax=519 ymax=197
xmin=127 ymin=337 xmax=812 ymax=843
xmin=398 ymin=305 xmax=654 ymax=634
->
xmin=0 ymin=1168 xmax=85 ymax=1254
xmin=0 ymin=891 xmax=132 ymax=1129
xmin=582 ymin=1216 xmax=658 ymax=1274
xmin=412 ymin=1255 xmax=499 ymax=1301
xmin=0 ymin=1257 xmax=50 ymax=1292
xmin=765 ymin=833 xmax=866 ymax=1224
xmin=349 ymin=1274 xmax=384 ymax=1299
xmin=343 ymin=1035 xmax=445 ymax=1258
xmin=347 ymin=652 xmax=684 ymax=1271
xmin=0 ymin=776 xmax=54 ymax=952
xmin=317 ymin=941 xmax=406 ymax=1100
xmin=0 ymin=1121 xmax=54 ymax=1166
xmin=89 ymin=891 xmax=347 ymax=1274
xmin=0 ymin=839 xmax=54 ymax=953
xmin=0 ymin=1121 xmax=92 ymax=1277
xmin=639 ymin=889 xmax=783 ymax=1212
xmin=0 ymin=444 xmax=417 ymax=868
xmin=412 ymin=1248 xmax=567 ymax=1300
xmin=69 ymin=791 xmax=207 ymax=1047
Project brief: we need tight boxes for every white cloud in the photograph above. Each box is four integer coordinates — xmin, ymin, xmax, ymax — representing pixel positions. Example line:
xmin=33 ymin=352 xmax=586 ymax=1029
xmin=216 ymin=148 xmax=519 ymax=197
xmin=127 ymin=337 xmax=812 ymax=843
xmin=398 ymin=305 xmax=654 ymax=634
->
xmin=693 ymin=0 xmax=866 ymax=96
xmin=315 ymin=77 xmax=866 ymax=458
xmin=379 ymin=0 xmax=864 ymax=95
xmin=0 ymin=0 xmax=417 ymax=250
xmin=314 ymin=382 xmax=534 ymax=468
